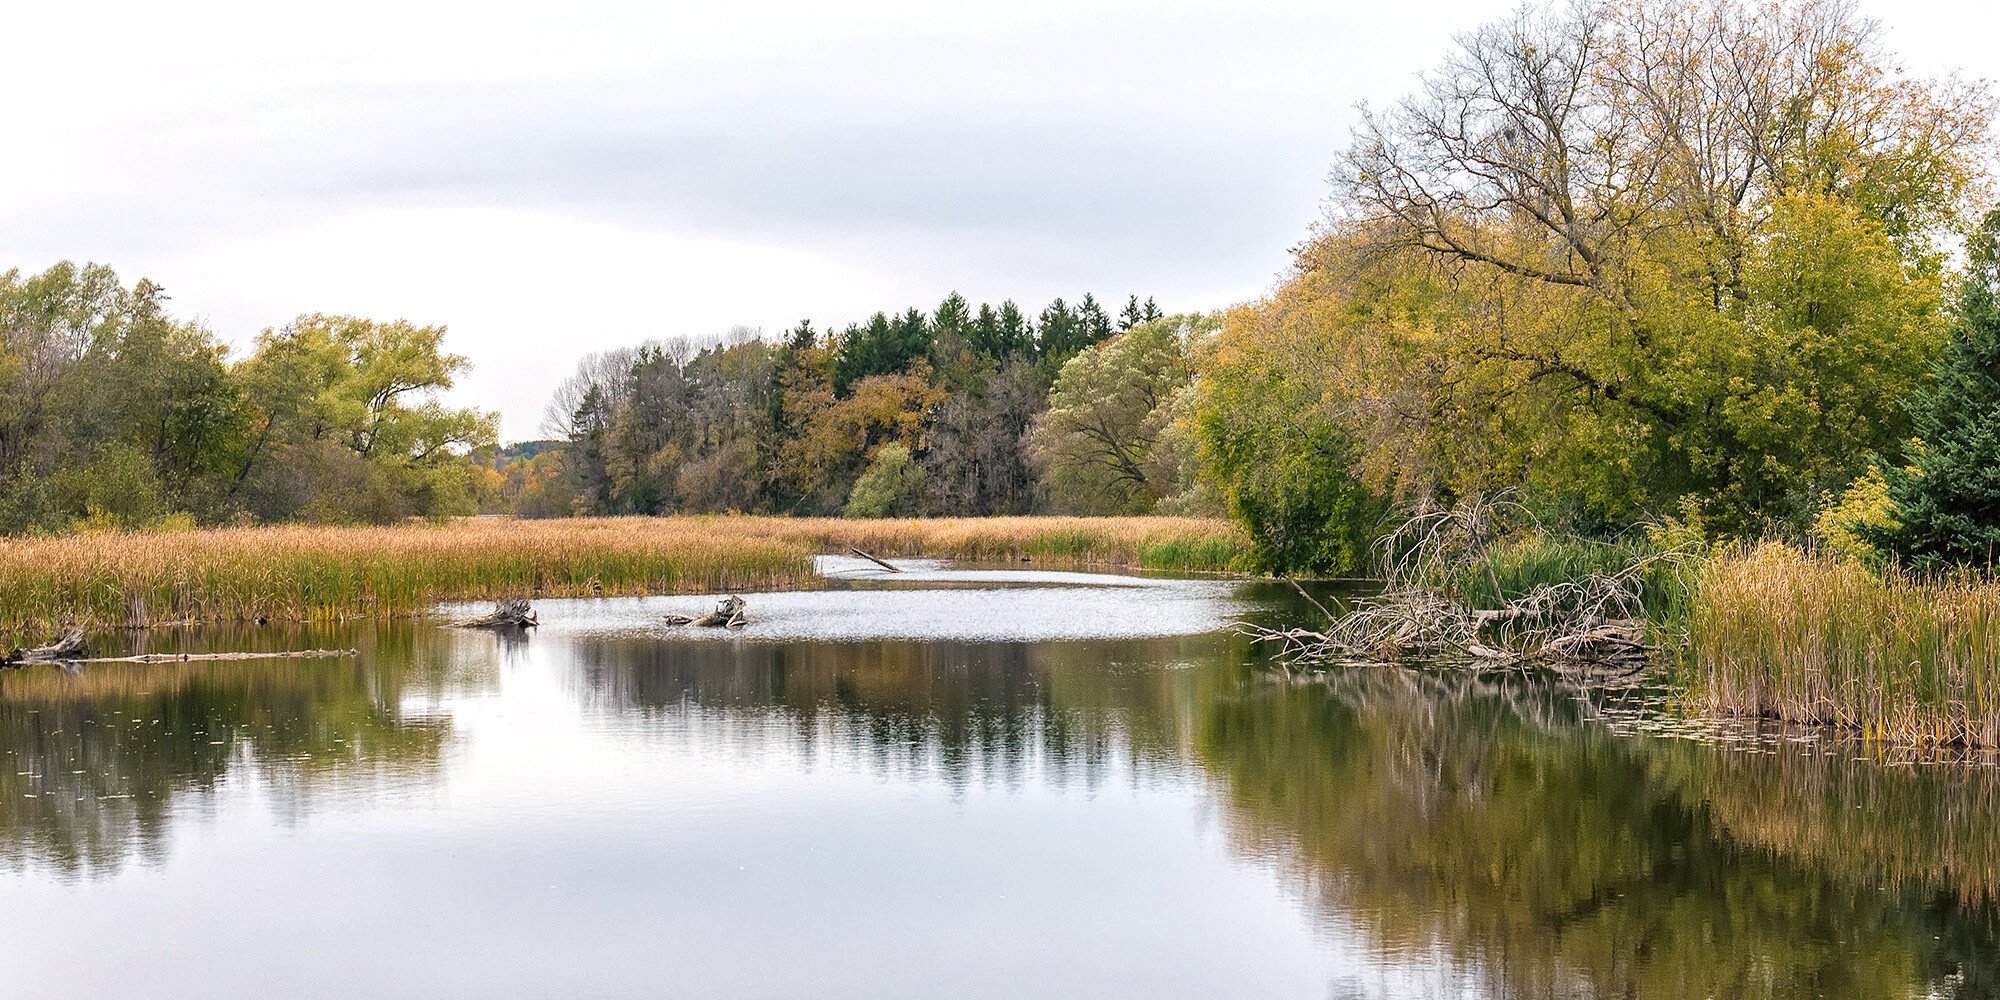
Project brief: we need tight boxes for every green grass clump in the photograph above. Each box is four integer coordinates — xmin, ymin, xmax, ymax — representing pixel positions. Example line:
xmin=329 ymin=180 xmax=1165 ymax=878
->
xmin=1439 ymin=534 xmax=1696 ymax=627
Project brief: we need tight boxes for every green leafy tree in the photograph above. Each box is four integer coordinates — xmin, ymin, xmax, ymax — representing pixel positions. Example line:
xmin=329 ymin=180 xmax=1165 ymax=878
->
xmin=234 ymin=315 xmax=496 ymax=522
xmin=843 ymin=442 xmax=925 ymax=517
xmin=1324 ymin=0 xmax=1986 ymax=534
xmin=1028 ymin=315 xmax=1210 ymax=514
xmin=1192 ymin=290 xmax=1386 ymax=573
xmin=0 ymin=263 xmax=243 ymax=530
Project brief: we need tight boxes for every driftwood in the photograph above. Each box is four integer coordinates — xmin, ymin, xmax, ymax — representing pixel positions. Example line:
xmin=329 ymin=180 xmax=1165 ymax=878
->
xmin=64 ymin=649 xmax=360 ymax=664
xmin=454 ymin=599 xmax=539 ymax=629
xmin=1242 ymin=496 xmax=1687 ymax=678
xmin=3 ymin=633 xmax=355 ymax=668
xmin=847 ymin=547 xmax=901 ymax=572
xmin=665 ymin=595 xmax=748 ymax=629
xmin=4 ymin=629 xmax=88 ymax=665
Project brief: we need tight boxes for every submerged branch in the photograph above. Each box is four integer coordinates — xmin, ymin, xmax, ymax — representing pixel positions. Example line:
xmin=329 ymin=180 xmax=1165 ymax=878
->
xmin=1245 ymin=497 xmax=1687 ymax=681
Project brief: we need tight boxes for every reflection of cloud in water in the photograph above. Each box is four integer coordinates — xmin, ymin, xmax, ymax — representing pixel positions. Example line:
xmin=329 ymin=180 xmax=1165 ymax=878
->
xmin=500 ymin=571 xmax=1248 ymax=644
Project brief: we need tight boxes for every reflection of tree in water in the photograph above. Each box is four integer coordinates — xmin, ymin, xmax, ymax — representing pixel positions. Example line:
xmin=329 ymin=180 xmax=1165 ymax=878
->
xmin=565 ymin=634 xmax=1248 ymax=794
xmin=0 ymin=623 xmax=476 ymax=879
xmin=1197 ymin=668 xmax=2000 ymax=1000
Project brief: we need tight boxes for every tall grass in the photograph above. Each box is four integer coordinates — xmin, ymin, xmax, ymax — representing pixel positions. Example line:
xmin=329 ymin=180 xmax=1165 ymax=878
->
xmin=0 ymin=515 xmax=1250 ymax=639
xmin=1686 ymin=544 xmax=2000 ymax=748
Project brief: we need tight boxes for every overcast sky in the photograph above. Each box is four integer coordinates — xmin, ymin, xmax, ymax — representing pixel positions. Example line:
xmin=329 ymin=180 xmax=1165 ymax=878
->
xmin=3 ymin=0 xmax=1993 ymax=440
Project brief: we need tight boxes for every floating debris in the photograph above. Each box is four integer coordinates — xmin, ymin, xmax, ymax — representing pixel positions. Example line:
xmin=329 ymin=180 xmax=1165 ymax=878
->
xmin=664 ymin=595 xmax=748 ymax=629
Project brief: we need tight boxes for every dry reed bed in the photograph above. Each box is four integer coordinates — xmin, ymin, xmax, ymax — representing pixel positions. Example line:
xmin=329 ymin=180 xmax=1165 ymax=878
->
xmin=0 ymin=515 xmax=1250 ymax=638
xmin=713 ymin=515 xmax=1249 ymax=570
xmin=1688 ymin=544 xmax=2000 ymax=748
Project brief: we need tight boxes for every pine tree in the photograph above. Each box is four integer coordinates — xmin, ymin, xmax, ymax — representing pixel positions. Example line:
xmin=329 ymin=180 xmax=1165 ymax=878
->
xmin=1875 ymin=209 xmax=2000 ymax=570
xmin=786 ymin=320 xmax=817 ymax=351
xmin=933 ymin=292 xmax=970 ymax=337
xmin=997 ymin=301 xmax=1030 ymax=358
xmin=1036 ymin=298 xmax=1077 ymax=365
xmin=971 ymin=303 xmax=1003 ymax=357
xmin=1078 ymin=293 xmax=1113 ymax=348
xmin=1118 ymin=295 xmax=1144 ymax=331
xmin=1141 ymin=297 xmax=1161 ymax=323
xmin=894 ymin=307 xmax=932 ymax=365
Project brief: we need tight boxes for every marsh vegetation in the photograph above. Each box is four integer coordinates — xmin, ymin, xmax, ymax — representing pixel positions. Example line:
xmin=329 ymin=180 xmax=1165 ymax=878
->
xmin=0 ymin=515 xmax=1248 ymax=640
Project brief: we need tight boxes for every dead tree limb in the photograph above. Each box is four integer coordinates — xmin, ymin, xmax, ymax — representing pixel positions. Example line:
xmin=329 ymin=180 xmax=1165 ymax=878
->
xmin=847 ymin=547 xmax=901 ymax=572
xmin=4 ymin=629 xmax=87 ymax=665
xmin=454 ymin=599 xmax=538 ymax=629
xmin=665 ymin=595 xmax=748 ymax=628
xmin=67 ymin=649 xmax=360 ymax=664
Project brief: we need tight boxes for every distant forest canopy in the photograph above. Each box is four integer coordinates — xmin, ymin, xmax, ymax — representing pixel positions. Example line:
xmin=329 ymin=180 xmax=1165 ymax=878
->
xmin=8 ymin=0 xmax=1999 ymax=579
xmin=513 ymin=291 xmax=1187 ymax=519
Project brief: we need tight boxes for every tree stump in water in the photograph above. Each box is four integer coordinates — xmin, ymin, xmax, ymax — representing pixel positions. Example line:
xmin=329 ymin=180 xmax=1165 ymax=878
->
xmin=5 ymin=629 xmax=88 ymax=666
xmin=665 ymin=595 xmax=747 ymax=629
xmin=454 ymin=599 xmax=539 ymax=629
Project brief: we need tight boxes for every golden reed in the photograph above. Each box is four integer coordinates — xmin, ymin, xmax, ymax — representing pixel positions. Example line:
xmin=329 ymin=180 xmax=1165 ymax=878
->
xmin=1687 ymin=544 xmax=2000 ymax=748
xmin=0 ymin=515 xmax=1250 ymax=638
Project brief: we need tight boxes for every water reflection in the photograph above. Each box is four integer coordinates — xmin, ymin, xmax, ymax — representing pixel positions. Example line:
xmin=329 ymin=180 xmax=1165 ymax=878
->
xmin=1199 ymin=668 xmax=2000 ymax=998
xmin=0 ymin=571 xmax=1991 ymax=998
xmin=565 ymin=634 xmax=1229 ymax=794
xmin=0 ymin=623 xmax=474 ymax=878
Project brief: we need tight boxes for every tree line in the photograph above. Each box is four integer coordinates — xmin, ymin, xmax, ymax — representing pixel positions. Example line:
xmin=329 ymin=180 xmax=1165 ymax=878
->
xmin=0 ymin=270 xmax=1190 ymax=533
xmin=508 ymin=292 xmax=1186 ymax=519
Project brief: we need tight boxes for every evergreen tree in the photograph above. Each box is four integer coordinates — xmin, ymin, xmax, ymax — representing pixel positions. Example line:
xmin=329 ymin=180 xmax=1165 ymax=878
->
xmin=1141 ymin=297 xmax=1162 ymax=323
xmin=786 ymin=320 xmax=817 ymax=351
xmin=971 ymin=303 xmax=1004 ymax=358
xmin=996 ymin=300 xmax=1031 ymax=358
xmin=893 ymin=307 xmax=932 ymax=365
xmin=932 ymin=292 xmax=970 ymax=337
xmin=1036 ymin=298 xmax=1080 ymax=369
xmin=1874 ymin=210 xmax=2000 ymax=569
xmin=1078 ymin=293 xmax=1113 ymax=348
xmin=1118 ymin=295 xmax=1144 ymax=331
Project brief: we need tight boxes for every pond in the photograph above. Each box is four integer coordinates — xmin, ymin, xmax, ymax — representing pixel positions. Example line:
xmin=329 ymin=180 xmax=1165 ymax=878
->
xmin=0 ymin=558 xmax=1994 ymax=998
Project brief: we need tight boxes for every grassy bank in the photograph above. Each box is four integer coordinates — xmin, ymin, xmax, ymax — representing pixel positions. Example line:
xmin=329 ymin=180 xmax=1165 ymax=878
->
xmin=1685 ymin=545 xmax=2000 ymax=748
xmin=0 ymin=515 xmax=1250 ymax=640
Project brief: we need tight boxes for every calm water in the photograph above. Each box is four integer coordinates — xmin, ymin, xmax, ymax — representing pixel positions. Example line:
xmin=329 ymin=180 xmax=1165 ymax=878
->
xmin=1 ymin=558 xmax=1995 ymax=998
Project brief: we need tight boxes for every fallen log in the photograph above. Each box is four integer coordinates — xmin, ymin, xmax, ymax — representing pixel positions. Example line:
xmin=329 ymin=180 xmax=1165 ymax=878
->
xmin=454 ymin=599 xmax=539 ymax=629
xmin=847 ymin=547 xmax=901 ymax=572
xmin=4 ymin=629 xmax=87 ymax=665
xmin=665 ymin=595 xmax=748 ymax=628
xmin=65 ymin=649 xmax=360 ymax=664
